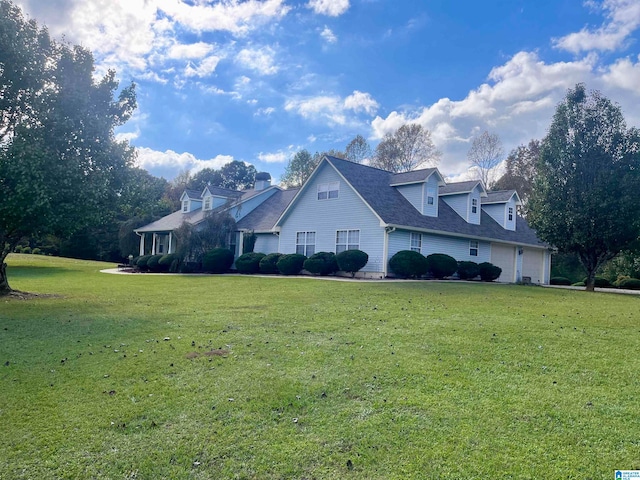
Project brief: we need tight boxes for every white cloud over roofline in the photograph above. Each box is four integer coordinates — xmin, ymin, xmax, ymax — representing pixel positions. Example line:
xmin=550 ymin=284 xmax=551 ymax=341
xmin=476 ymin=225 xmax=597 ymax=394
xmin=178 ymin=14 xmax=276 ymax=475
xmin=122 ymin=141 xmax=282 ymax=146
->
xmin=135 ymin=147 xmax=234 ymax=176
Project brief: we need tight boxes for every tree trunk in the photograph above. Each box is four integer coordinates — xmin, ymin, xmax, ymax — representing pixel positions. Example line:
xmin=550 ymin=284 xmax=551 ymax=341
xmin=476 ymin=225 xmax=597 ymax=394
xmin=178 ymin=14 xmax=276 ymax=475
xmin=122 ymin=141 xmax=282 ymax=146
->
xmin=0 ymin=261 xmax=11 ymax=295
xmin=585 ymin=269 xmax=596 ymax=292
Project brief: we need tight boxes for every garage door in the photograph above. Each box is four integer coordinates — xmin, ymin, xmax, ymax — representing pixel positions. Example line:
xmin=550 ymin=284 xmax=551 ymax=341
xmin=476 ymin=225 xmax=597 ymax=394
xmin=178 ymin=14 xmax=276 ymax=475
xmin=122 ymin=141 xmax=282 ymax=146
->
xmin=490 ymin=244 xmax=515 ymax=283
xmin=522 ymin=248 xmax=544 ymax=284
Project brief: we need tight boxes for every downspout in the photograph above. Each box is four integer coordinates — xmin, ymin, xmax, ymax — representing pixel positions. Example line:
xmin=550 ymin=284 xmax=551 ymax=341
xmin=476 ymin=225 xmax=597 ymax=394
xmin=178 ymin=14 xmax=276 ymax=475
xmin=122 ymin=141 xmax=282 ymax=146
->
xmin=382 ymin=226 xmax=396 ymax=277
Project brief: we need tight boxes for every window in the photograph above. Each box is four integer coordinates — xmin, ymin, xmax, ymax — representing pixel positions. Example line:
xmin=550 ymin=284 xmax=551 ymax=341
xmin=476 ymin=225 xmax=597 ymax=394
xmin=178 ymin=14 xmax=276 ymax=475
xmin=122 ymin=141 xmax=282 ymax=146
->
xmin=182 ymin=200 xmax=189 ymax=213
xmin=296 ymin=231 xmax=316 ymax=256
xmin=471 ymin=198 xmax=478 ymax=214
xmin=469 ymin=240 xmax=479 ymax=257
xmin=426 ymin=188 xmax=435 ymax=206
xmin=317 ymin=181 xmax=339 ymax=200
xmin=336 ymin=229 xmax=359 ymax=253
xmin=204 ymin=197 xmax=211 ymax=210
xmin=427 ymin=196 xmax=434 ymax=205
xmin=410 ymin=233 xmax=422 ymax=253
xmin=508 ymin=207 xmax=513 ymax=221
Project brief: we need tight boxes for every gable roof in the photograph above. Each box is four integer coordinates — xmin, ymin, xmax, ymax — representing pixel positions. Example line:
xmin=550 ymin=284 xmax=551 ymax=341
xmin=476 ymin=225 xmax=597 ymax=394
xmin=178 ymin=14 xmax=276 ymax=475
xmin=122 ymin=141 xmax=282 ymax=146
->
xmin=324 ymin=156 xmax=545 ymax=248
xmin=181 ymin=189 xmax=203 ymax=201
xmin=203 ymin=185 xmax=242 ymax=198
xmin=237 ymin=188 xmax=299 ymax=232
xmin=482 ymin=190 xmax=521 ymax=205
xmin=390 ymin=168 xmax=445 ymax=186
xmin=439 ymin=180 xmax=487 ymax=196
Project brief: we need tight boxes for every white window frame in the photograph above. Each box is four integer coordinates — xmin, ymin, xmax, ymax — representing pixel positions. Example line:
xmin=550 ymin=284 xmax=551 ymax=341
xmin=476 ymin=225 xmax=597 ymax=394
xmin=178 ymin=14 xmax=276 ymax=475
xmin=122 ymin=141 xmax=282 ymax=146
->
xmin=508 ymin=207 xmax=514 ymax=222
xmin=317 ymin=181 xmax=339 ymax=200
xmin=469 ymin=240 xmax=479 ymax=257
xmin=336 ymin=229 xmax=360 ymax=253
xmin=204 ymin=197 xmax=212 ymax=211
xmin=182 ymin=200 xmax=189 ymax=213
xmin=296 ymin=231 xmax=316 ymax=256
xmin=426 ymin=188 xmax=435 ymax=206
xmin=410 ymin=232 xmax=422 ymax=253
xmin=471 ymin=198 xmax=478 ymax=214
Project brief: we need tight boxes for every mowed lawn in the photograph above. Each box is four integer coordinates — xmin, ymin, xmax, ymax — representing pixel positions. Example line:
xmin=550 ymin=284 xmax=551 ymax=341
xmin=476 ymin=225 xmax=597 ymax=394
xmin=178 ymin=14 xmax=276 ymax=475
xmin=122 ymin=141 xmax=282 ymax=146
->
xmin=1 ymin=255 xmax=639 ymax=479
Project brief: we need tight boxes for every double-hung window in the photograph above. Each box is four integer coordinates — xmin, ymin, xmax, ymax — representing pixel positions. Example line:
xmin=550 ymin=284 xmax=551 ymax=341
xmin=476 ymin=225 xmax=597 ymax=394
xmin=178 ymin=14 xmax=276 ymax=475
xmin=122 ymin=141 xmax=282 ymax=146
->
xmin=469 ymin=240 xmax=479 ymax=257
xmin=508 ymin=207 xmax=514 ymax=222
xmin=336 ymin=229 xmax=359 ymax=253
xmin=296 ymin=231 xmax=316 ymax=256
xmin=182 ymin=200 xmax=189 ymax=213
xmin=471 ymin=198 xmax=478 ymax=214
xmin=204 ymin=197 xmax=211 ymax=211
xmin=317 ymin=181 xmax=339 ymax=200
xmin=410 ymin=232 xmax=422 ymax=253
xmin=426 ymin=188 xmax=435 ymax=206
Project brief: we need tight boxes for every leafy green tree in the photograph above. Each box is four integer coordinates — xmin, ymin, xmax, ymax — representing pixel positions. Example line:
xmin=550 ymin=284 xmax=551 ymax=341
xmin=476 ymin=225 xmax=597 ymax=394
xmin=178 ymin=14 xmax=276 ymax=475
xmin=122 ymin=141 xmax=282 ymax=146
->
xmin=492 ymin=139 xmax=540 ymax=212
xmin=174 ymin=212 xmax=237 ymax=264
xmin=280 ymin=149 xmax=319 ymax=187
xmin=371 ymin=124 xmax=441 ymax=172
xmin=219 ymin=161 xmax=258 ymax=190
xmin=528 ymin=84 xmax=640 ymax=292
xmin=0 ymin=0 xmax=136 ymax=293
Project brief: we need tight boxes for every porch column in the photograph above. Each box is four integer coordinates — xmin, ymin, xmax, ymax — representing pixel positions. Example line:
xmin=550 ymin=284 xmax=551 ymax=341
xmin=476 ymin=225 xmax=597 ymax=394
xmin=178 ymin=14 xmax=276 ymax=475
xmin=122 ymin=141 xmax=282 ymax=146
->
xmin=168 ymin=232 xmax=173 ymax=254
xmin=151 ymin=234 xmax=157 ymax=255
xmin=139 ymin=234 xmax=145 ymax=256
xmin=238 ymin=231 xmax=244 ymax=256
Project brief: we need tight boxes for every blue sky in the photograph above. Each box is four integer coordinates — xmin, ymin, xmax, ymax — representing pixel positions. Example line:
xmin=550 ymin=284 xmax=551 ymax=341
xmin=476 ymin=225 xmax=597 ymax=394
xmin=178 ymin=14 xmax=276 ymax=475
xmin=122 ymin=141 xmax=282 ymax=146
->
xmin=15 ymin=0 xmax=640 ymax=183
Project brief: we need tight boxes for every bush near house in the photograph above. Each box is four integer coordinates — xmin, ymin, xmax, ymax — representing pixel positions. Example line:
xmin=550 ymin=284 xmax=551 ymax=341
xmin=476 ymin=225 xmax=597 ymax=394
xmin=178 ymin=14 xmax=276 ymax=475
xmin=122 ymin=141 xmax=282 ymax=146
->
xmin=336 ymin=249 xmax=369 ymax=277
xmin=550 ymin=277 xmax=572 ymax=285
xmin=259 ymin=253 xmax=283 ymax=274
xmin=389 ymin=250 xmax=428 ymax=279
xmin=582 ymin=276 xmax=612 ymax=288
xmin=457 ymin=261 xmax=480 ymax=280
xmin=235 ymin=252 xmax=266 ymax=274
xmin=146 ymin=254 xmax=165 ymax=272
xmin=276 ymin=254 xmax=306 ymax=275
xmin=478 ymin=262 xmax=502 ymax=282
xmin=135 ymin=254 xmax=153 ymax=271
xmin=426 ymin=253 xmax=458 ymax=279
xmin=304 ymin=252 xmax=339 ymax=276
xmin=617 ymin=278 xmax=640 ymax=290
xmin=159 ymin=254 xmax=179 ymax=272
xmin=202 ymin=248 xmax=234 ymax=274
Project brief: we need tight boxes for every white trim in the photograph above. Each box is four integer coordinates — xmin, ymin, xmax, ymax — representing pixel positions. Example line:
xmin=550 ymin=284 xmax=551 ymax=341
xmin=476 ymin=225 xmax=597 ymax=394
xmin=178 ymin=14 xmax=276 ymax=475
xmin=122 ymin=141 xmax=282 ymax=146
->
xmin=336 ymin=229 xmax=360 ymax=253
xmin=410 ymin=232 xmax=422 ymax=253
xmin=151 ymin=233 xmax=157 ymax=255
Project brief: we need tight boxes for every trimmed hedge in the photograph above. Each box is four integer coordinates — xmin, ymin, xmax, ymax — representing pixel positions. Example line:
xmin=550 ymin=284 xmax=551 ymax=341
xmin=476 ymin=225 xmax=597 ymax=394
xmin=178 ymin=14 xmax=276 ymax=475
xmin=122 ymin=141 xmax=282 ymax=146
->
xmin=235 ymin=252 xmax=266 ymax=274
xmin=158 ymin=254 xmax=179 ymax=270
xmin=147 ymin=254 xmax=164 ymax=272
xmin=550 ymin=276 xmax=572 ymax=286
xmin=304 ymin=252 xmax=339 ymax=276
xmin=336 ymin=249 xmax=369 ymax=277
xmin=618 ymin=278 xmax=640 ymax=290
xmin=135 ymin=254 xmax=153 ymax=270
xmin=457 ymin=261 xmax=479 ymax=280
xmin=582 ymin=276 xmax=611 ymax=288
xmin=426 ymin=253 xmax=458 ymax=279
xmin=202 ymin=248 xmax=234 ymax=274
xmin=259 ymin=253 xmax=283 ymax=274
xmin=276 ymin=254 xmax=306 ymax=275
xmin=479 ymin=262 xmax=502 ymax=282
xmin=389 ymin=250 xmax=428 ymax=278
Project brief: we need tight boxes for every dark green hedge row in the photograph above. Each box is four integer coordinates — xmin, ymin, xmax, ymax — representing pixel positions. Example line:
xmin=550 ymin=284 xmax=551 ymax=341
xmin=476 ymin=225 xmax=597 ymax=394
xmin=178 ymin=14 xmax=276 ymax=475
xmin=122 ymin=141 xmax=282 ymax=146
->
xmin=388 ymin=251 xmax=503 ymax=282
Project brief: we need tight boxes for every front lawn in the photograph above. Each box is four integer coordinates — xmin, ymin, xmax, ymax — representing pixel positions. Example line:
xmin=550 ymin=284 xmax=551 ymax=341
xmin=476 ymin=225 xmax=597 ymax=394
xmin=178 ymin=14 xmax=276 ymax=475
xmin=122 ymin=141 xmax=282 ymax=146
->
xmin=1 ymin=254 xmax=639 ymax=478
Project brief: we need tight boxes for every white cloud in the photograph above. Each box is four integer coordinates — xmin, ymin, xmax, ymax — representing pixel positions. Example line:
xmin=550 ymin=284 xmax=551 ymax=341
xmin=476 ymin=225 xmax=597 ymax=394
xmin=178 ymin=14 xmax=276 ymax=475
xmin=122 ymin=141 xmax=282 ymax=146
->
xmin=167 ymin=42 xmax=214 ymax=60
xmin=602 ymin=55 xmax=640 ymax=92
xmin=257 ymin=150 xmax=290 ymax=163
xmin=184 ymin=55 xmax=222 ymax=78
xmin=344 ymin=90 xmax=379 ymax=115
xmin=320 ymin=26 xmax=337 ymax=43
xmin=236 ymin=47 xmax=279 ymax=75
xmin=307 ymin=0 xmax=350 ymax=16
xmin=553 ymin=0 xmax=640 ymax=53
xmin=136 ymin=147 xmax=234 ymax=175
xmin=255 ymin=107 xmax=276 ymax=116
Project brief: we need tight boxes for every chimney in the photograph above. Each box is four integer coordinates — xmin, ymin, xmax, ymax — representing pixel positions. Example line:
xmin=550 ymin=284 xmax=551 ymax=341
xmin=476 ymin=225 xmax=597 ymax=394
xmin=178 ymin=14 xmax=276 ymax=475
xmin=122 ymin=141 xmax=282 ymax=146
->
xmin=254 ymin=172 xmax=271 ymax=191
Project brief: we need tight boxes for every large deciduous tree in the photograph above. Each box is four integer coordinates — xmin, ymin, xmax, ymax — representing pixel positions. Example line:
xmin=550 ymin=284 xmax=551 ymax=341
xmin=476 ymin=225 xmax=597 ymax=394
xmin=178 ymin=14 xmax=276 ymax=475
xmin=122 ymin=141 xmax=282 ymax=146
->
xmin=0 ymin=0 xmax=136 ymax=293
xmin=345 ymin=134 xmax=372 ymax=163
xmin=492 ymin=139 xmax=540 ymax=212
xmin=467 ymin=130 xmax=503 ymax=188
xmin=528 ymin=84 xmax=640 ymax=292
xmin=280 ymin=149 xmax=319 ymax=187
xmin=371 ymin=124 xmax=440 ymax=173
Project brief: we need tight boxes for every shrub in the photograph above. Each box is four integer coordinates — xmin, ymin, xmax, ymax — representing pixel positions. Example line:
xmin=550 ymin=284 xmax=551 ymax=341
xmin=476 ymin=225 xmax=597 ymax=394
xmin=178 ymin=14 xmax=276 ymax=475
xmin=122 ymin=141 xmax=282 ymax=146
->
xmin=136 ymin=254 xmax=153 ymax=271
xmin=572 ymin=281 xmax=586 ymax=287
xmin=614 ymin=275 xmax=631 ymax=287
xmin=304 ymin=252 xmax=339 ymax=276
xmin=259 ymin=253 xmax=283 ymax=274
xmin=426 ymin=253 xmax=458 ymax=279
xmin=31 ymin=247 xmax=42 ymax=255
xmin=479 ymin=262 xmax=502 ymax=282
xmin=21 ymin=246 xmax=31 ymax=254
xmin=457 ymin=261 xmax=479 ymax=280
xmin=388 ymin=250 xmax=428 ymax=278
xmin=169 ymin=258 xmax=181 ymax=273
xmin=179 ymin=261 xmax=201 ymax=274
xmin=158 ymin=254 xmax=179 ymax=272
xmin=336 ymin=249 xmax=369 ymax=277
xmin=147 ymin=254 xmax=165 ymax=272
xmin=235 ymin=252 xmax=266 ymax=274
xmin=202 ymin=248 xmax=234 ymax=274
xmin=582 ymin=276 xmax=611 ymax=288
xmin=550 ymin=277 xmax=572 ymax=285
xmin=276 ymin=254 xmax=306 ymax=275
xmin=618 ymin=278 xmax=640 ymax=290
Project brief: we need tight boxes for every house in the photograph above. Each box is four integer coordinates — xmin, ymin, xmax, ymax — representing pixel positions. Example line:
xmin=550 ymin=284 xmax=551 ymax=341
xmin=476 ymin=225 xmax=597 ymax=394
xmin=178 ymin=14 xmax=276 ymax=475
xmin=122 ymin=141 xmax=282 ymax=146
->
xmin=135 ymin=156 xmax=551 ymax=284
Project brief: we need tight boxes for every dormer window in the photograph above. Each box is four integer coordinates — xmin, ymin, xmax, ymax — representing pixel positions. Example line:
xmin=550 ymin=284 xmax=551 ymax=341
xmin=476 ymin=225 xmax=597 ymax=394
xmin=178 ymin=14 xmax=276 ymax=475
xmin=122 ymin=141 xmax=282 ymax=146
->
xmin=182 ymin=200 xmax=189 ymax=213
xmin=318 ymin=181 xmax=339 ymax=200
xmin=204 ymin=197 xmax=212 ymax=211
xmin=471 ymin=198 xmax=478 ymax=214
xmin=427 ymin=188 xmax=435 ymax=205
xmin=508 ymin=207 xmax=513 ymax=221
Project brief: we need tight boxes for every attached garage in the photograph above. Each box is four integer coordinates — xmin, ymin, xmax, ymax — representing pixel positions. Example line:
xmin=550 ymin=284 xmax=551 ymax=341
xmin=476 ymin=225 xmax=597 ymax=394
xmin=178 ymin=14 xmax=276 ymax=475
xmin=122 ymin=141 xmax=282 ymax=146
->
xmin=490 ymin=243 xmax=516 ymax=283
xmin=522 ymin=248 xmax=544 ymax=284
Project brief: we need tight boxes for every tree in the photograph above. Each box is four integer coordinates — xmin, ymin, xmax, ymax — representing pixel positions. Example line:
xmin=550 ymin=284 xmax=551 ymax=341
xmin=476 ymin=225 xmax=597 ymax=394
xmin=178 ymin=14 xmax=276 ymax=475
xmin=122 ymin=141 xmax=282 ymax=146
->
xmin=492 ymin=139 xmax=540 ymax=212
xmin=174 ymin=211 xmax=237 ymax=263
xmin=467 ymin=130 xmax=503 ymax=188
xmin=345 ymin=134 xmax=372 ymax=163
xmin=280 ymin=149 xmax=319 ymax=187
xmin=218 ymin=161 xmax=257 ymax=190
xmin=528 ymin=84 xmax=640 ymax=292
xmin=0 ymin=1 xmax=136 ymax=293
xmin=371 ymin=123 xmax=440 ymax=172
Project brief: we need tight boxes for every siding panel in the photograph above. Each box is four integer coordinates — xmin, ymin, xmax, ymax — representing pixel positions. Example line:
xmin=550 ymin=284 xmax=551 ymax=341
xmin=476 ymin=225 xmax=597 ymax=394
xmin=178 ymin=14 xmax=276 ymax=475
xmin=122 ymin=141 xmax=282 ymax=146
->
xmin=396 ymin=184 xmax=423 ymax=213
xmin=442 ymin=194 xmax=468 ymax=221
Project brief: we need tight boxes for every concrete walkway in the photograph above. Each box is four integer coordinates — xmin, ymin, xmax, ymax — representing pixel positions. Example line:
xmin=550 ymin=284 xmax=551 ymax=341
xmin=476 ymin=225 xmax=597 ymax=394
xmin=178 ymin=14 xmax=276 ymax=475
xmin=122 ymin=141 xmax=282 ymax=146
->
xmin=542 ymin=284 xmax=640 ymax=295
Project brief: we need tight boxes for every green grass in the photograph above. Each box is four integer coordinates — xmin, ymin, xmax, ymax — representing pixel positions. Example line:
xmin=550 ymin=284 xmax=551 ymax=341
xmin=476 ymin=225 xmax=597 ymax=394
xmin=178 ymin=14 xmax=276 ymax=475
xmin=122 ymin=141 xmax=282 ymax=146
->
xmin=1 ymin=254 xmax=639 ymax=479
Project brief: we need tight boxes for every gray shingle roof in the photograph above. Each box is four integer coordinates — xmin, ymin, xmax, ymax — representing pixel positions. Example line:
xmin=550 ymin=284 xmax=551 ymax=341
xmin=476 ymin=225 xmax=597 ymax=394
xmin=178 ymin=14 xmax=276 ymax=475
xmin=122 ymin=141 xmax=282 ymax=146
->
xmin=325 ymin=156 xmax=546 ymax=248
xmin=482 ymin=190 xmax=519 ymax=204
xmin=184 ymin=189 xmax=203 ymax=200
xmin=390 ymin=168 xmax=439 ymax=185
xmin=204 ymin=185 xmax=242 ymax=198
xmin=237 ymin=188 xmax=299 ymax=231
xmin=439 ymin=180 xmax=483 ymax=195
xmin=134 ymin=209 xmax=205 ymax=233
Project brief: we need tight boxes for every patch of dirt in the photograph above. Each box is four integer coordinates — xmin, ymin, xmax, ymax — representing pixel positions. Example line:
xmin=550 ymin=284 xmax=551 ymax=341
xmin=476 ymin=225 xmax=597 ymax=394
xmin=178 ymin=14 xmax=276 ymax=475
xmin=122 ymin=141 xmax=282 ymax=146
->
xmin=1 ymin=290 xmax=61 ymax=300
